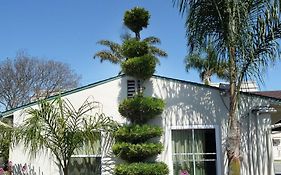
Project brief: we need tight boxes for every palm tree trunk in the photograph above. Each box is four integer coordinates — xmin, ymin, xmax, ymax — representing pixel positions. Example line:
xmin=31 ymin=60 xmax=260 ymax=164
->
xmin=227 ymin=46 xmax=240 ymax=175
xmin=202 ymin=71 xmax=211 ymax=85
xmin=62 ymin=160 xmax=69 ymax=175
xmin=63 ymin=166 xmax=69 ymax=175
xmin=135 ymin=32 xmax=140 ymax=40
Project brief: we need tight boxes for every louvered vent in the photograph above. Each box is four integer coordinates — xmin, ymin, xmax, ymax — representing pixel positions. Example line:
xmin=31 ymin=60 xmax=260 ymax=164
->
xmin=127 ymin=80 xmax=141 ymax=98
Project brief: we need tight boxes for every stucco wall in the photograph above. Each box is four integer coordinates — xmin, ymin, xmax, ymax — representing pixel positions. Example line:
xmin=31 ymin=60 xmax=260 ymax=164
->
xmin=7 ymin=76 xmax=278 ymax=175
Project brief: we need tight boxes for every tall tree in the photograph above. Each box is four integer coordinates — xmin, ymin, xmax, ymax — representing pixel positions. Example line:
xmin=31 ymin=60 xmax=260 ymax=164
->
xmin=173 ymin=0 xmax=281 ymax=174
xmin=0 ymin=52 xmax=81 ymax=110
xmin=94 ymin=8 xmax=167 ymax=65
xmin=15 ymin=96 xmax=118 ymax=175
xmin=185 ymin=44 xmax=228 ymax=85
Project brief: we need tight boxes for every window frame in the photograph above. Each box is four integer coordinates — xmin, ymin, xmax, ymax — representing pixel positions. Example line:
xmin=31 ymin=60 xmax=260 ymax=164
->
xmin=170 ymin=125 xmax=222 ymax=175
xmin=69 ymin=133 xmax=102 ymax=175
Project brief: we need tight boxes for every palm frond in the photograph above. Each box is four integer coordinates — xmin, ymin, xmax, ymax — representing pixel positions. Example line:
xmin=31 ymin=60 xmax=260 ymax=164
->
xmin=16 ymin=96 xmax=118 ymax=171
xmin=96 ymin=40 xmax=121 ymax=54
xmin=172 ymin=0 xmax=189 ymax=15
xmin=148 ymin=46 xmax=168 ymax=58
xmin=94 ymin=40 xmax=124 ymax=64
xmin=143 ymin=36 xmax=161 ymax=44
xmin=94 ymin=51 xmax=122 ymax=64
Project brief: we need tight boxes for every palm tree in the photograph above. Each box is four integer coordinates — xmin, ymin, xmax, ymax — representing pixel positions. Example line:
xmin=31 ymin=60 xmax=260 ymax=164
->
xmin=185 ymin=44 xmax=228 ymax=85
xmin=15 ymin=96 xmax=118 ymax=175
xmin=173 ymin=0 xmax=281 ymax=174
xmin=94 ymin=35 xmax=167 ymax=64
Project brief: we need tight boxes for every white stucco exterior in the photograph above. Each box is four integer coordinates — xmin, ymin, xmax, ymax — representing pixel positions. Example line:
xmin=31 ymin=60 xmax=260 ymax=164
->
xmin=3 ymin=75 xmax=281 ymax=175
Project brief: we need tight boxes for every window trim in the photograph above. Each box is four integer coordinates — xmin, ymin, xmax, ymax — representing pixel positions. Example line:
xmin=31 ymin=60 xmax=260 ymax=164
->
xmin=69 ymin=133 xmax=102 ymax=174
xmin=170 ymin=125 xmax=222 ymax=175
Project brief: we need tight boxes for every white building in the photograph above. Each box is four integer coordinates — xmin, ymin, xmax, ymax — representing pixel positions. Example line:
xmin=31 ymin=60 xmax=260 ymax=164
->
xmin=2 ymin=75 xmax=281 ymax=175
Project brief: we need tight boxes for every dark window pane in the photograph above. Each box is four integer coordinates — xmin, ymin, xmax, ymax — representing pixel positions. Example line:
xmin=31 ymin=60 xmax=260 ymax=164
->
xmin=69 ymin=157 xmax=101 ymax=175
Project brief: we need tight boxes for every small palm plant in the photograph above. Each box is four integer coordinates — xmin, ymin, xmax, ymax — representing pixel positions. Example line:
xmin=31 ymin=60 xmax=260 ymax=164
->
xmin=15 ymin=96 xmax=118 ymax=175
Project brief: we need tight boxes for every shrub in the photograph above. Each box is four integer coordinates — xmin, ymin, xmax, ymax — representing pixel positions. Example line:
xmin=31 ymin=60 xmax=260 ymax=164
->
xmin=121 ymin=54 xmax=156 ymax=80
xmin=114 ymin=124 xmax=162 ymax=143
xmin=115 ymin=162 xmax=169 ymax=175
xmin=118 ymin=96 xmax=165 ymax=123
xmin=123 ymin=7 xmax=150 ymax=34
xmin=112 ymin=142 xmax=163 ymax=162
xmin=122 ymin=39 xmax=149 ymax=58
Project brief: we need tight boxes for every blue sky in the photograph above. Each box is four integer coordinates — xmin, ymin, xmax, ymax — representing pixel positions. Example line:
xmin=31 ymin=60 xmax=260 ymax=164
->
xmin=0 ymin=0 xmax=280 ymax=91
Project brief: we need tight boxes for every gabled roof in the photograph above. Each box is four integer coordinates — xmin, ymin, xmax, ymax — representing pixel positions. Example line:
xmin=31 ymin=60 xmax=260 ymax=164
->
xmin=2 ymin=74 xmax=280 ymax=116
xmin=1 ymin=75 xmax=123 ymax=116
xmin=254 ymin=91 xmax=281 ymax=100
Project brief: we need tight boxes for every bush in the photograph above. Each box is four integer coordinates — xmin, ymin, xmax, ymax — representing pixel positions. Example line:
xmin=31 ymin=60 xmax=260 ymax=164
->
xmin=118 ymin=96 xmax=165 ymax=123
xmin=112 ymin=142 xmax=163 ymax=162
xmin=121 ymin=54 xmax=156 ymax=80
xmin=114 ymin=124 xmax=162 ymax=143
xmin=115 ymin=162 xmax=169 ymax=175
xmin=122 ymin=39 xmax=149 ymax=58
xmin=124 ymin=7 xmax=150 ymax=34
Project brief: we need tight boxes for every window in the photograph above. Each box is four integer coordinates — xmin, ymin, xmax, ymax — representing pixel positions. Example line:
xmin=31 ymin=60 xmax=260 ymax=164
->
xmin=127 ymin=80 xmax=141 ymax=98
xmin=68 ymin=135 xmax=101 ymax=175
xmin=172 ymin=129 xmax=217 ymax=175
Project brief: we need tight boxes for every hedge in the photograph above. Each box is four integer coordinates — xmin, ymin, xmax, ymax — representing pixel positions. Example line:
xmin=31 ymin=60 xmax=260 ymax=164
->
xmin=123 ymin=7 xmax=150 ymax=34
xmin=122 ymin=39 xmax=149 ymax=58
xmin=114 ymin=124 xmax=163 ymax=143
xmin=119 ymin=96 xmax=164 ymax=123
xmin=112 ymin=142 xmax=163 ymax=162
xmin=121 ymin=54 xmax=156 ymax=80
xmin=115 ymin=162 xmax=169 ymax=175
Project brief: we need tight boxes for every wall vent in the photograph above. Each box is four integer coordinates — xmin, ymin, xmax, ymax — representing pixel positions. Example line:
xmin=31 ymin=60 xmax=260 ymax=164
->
xmin=127 ymin=80 xmax=141 ymax=98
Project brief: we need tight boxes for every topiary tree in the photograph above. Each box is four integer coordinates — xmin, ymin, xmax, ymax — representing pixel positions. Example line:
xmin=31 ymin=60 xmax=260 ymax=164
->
xmin=124 ymin=7 xmax=150 ymax=40
xmin=112 ymin=7 xmax=169 ymax=175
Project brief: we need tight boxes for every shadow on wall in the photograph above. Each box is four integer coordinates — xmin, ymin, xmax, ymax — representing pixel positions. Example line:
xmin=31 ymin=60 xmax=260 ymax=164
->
xmin=146 ymin=77 xmax=227 ymax=126
xmin=13 ymin=163 xmax=43 ymax=175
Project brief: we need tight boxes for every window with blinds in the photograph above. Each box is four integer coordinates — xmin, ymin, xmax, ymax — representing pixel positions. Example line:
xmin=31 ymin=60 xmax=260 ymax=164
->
xmin=172 ymin=129 xmax=217 ymax=175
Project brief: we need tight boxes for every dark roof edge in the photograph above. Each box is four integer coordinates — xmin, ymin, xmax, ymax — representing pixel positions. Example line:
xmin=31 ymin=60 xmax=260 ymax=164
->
xmin=2 ymin=74 xmax=280 ymax=116
xmin=1 ymin=75 xmax=123 ymax=116
xmin=153 ymin=74 xmax=281 ymax=102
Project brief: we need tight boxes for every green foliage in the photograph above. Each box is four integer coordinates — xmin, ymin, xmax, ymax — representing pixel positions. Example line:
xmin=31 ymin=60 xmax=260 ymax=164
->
xmin=114 ymin=124 xmax=162 ymax=143
xmin=112 ymin=142 xmax=163 ymax=162
xmin=115 ymin=162 xmax=169 ymax=175
xmin=0 ymin=121 xmax=12 ymax=163
xmin=185 ymin=44 xmax=228 ymax=85
xmin=122 ymin=39 xmax=149 ymax=58
xmin=121 ymin=54 xmax=156 ymax=80
xmin=15 ymin=96 xmax=118 ymax=175
xmin=94 ymin=40 xmax=123 ymax=64
xmin=119 ymin=96 xmax=165 ymax=123
xmin=124 ymin=7 xmax=150 ymax=36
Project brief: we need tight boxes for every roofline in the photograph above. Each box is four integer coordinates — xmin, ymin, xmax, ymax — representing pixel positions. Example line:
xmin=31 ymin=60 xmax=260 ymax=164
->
xmin=153 ymin=74 xmax=281 ymax=102
xmin=1 ymin=74 xmax=123 ymax=116
xmin=2 ymin=74 xmax=280 ymax=116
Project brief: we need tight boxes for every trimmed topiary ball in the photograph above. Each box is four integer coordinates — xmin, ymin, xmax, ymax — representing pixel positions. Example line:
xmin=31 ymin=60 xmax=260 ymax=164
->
xmin=114 ymin=124 xmax=163 ymax=143
xmin=115 ymin=162 xmax=169 ymax=175
xmin=119 ymin=96 xmax=165 ymax=123
xmin=112 ymin=142 xmax=163 ymax=162
xmin=124 ymin=7 xmax=150 ymax=35
xmin=121 ymin=54 xmax=156 ymax=80
xmin=122 ymin=39 xmax=149 ymax=58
